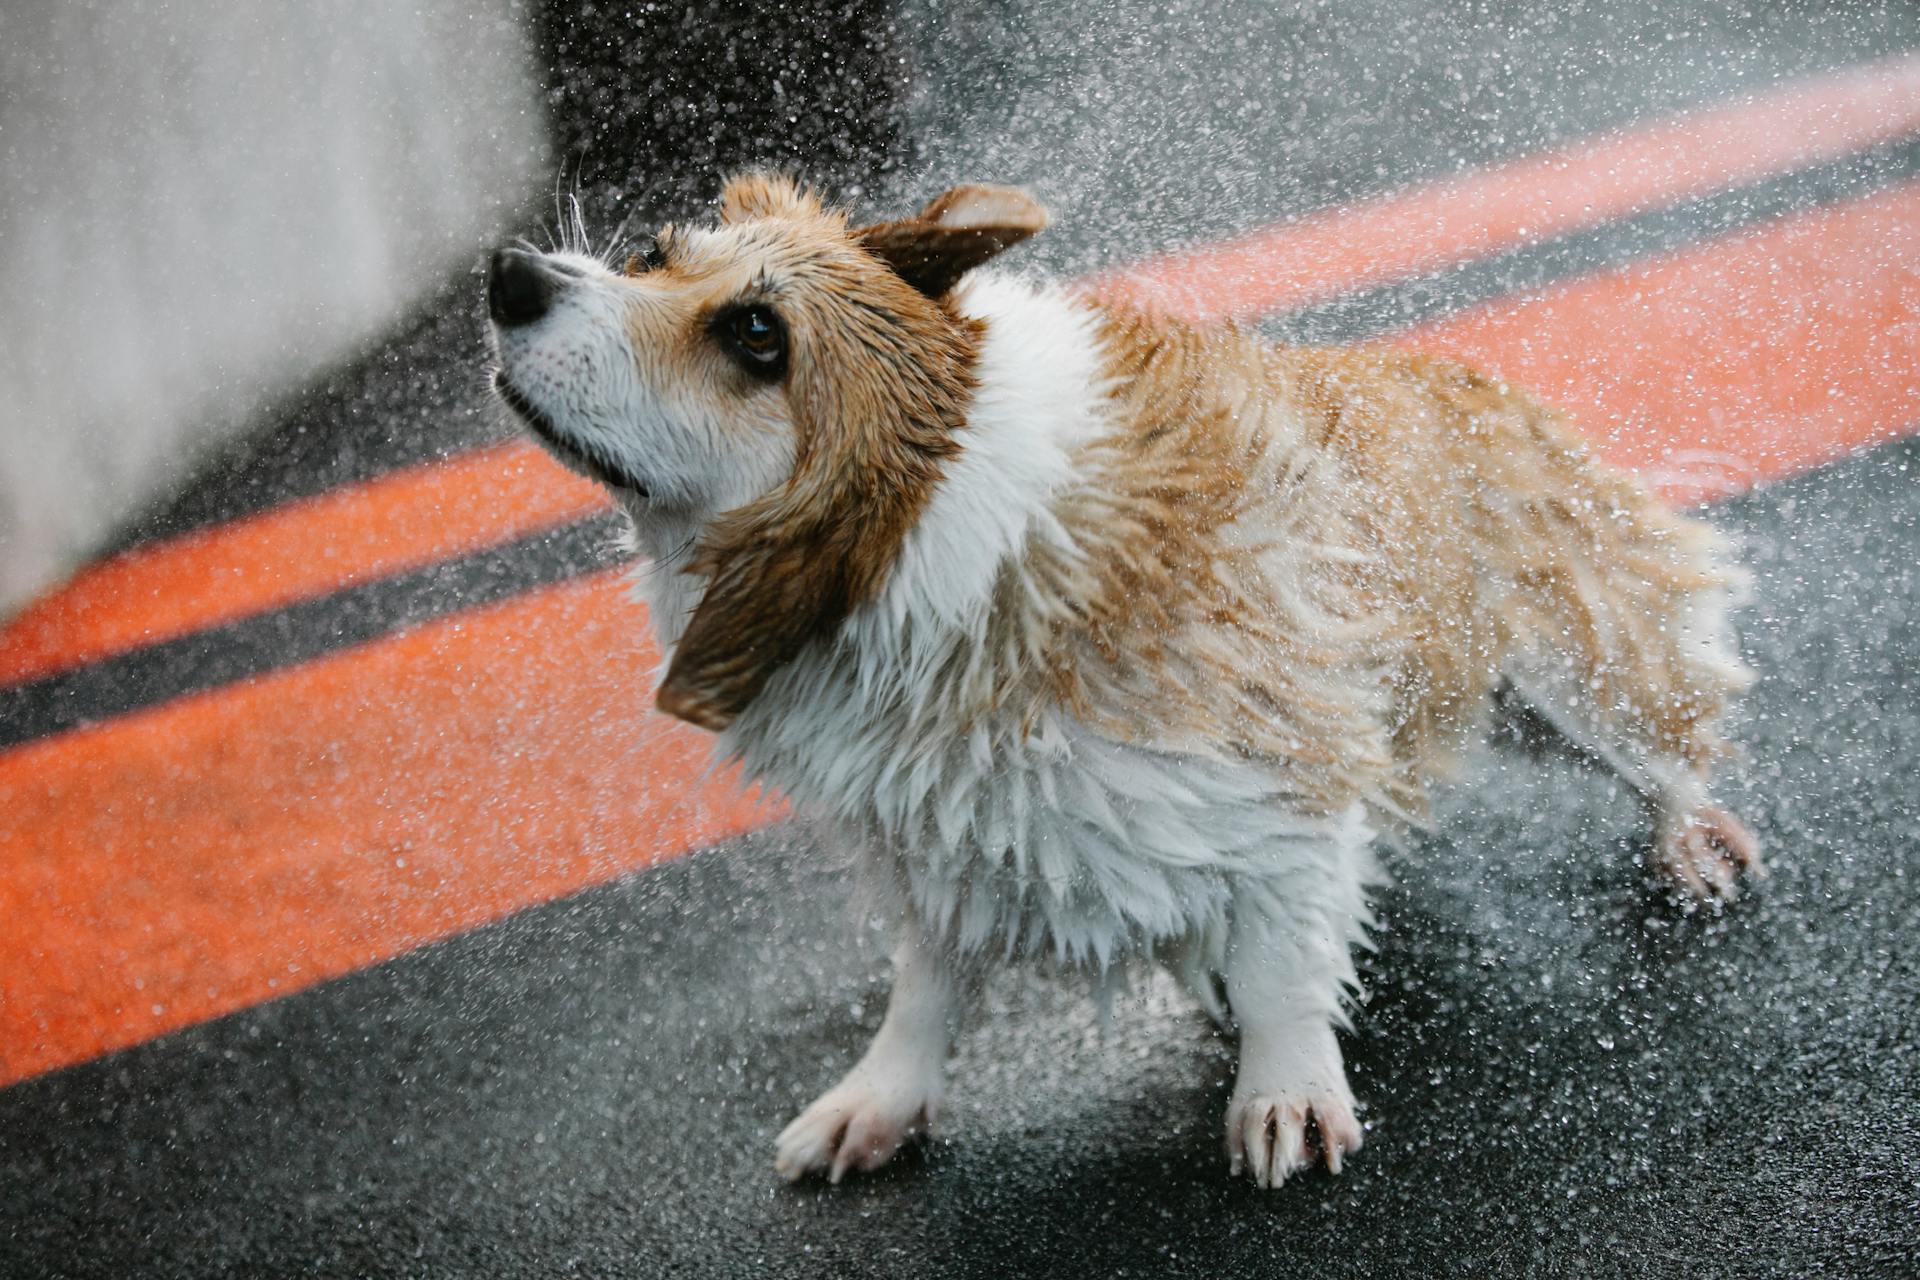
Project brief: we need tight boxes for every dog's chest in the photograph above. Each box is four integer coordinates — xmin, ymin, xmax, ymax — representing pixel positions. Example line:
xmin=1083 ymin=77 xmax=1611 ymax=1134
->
xmin=725 ymin=666 xmax=1358 ymax=965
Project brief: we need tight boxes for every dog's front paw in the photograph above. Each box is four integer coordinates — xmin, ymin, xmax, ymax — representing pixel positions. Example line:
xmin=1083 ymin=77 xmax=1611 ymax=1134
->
xmin=1225 ymin=1076 xmax=1362 ymax=1190
xmin=774 ymin=1066 xmax=941 ymax=1184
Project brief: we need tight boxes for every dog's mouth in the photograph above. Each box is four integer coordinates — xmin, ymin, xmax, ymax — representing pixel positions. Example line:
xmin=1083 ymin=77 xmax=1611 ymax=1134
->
xmin=492 ymin=370 xmax=649 ymax=498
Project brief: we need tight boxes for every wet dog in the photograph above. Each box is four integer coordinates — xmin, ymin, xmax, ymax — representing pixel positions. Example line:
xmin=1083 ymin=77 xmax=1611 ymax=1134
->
xmin=485 ymin=173 xmax=1760 ymax=1189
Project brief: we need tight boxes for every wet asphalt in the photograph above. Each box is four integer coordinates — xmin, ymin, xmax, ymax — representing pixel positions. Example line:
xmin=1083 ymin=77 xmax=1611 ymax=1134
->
xmin=4 ymin=1 xmax=1920 ymax=1276
xmin=4 ymin=439 xmax=1919 ymax=1278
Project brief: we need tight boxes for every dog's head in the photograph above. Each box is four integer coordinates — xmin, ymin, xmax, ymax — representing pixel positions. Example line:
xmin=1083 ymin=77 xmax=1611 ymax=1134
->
xmin=486 ymin=173 xmax=1048 ymax=730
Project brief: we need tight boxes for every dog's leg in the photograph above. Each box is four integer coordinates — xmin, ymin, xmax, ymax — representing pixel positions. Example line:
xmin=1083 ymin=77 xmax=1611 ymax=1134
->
xmin=1502 ymin=653 xmax=1762 ymax=906
xmin=1222 ymin=818 xmax=1376 ymax=1189
xmin=774 ymin=921 xmax=961 ymax=1183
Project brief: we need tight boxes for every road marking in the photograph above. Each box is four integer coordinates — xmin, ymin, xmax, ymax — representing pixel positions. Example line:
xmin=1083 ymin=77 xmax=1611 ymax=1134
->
xmin=1093 ymin=50 xmax=1920 ymax=322
xmin=0 ymin=574 xmax=774 ymax=1087
xmin=6 ymin=53 xmax=1918 ymax=689
xmin=0 ymin=443 xmax=607 ymax=688
xmin=1403 ymin=178 xmax=1920 ymax=506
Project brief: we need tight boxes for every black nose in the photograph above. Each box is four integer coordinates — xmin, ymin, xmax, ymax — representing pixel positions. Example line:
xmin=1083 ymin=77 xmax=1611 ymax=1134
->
xmin=488 ymin=248 xmax=557 ymax=327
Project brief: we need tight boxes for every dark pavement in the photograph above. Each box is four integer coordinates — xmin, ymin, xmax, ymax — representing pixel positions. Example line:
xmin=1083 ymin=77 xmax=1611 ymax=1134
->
xmin=3 ymin=2 xmax=1919 ymax=1276
xmin=4 ymin=440 xmax=1918 ymax=1278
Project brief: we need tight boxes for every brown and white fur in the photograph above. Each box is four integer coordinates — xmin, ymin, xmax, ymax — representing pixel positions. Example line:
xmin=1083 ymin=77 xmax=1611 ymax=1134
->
xmin=484 ymin=173 xmax=1761 ymax=1190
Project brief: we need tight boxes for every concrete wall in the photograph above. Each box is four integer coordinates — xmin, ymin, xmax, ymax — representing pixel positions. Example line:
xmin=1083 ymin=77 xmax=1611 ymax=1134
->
xmin=0 ymin=1 xmax=547 ymax=613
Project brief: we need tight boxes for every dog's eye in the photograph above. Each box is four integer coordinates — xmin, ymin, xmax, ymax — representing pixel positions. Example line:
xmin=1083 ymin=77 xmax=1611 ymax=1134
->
xmin=732 ymin=309 xmax=781 ymax=356
xmin=623 ymin=234 xmax=667 ymax=277
xmin=715 ymin=304 xmax=787 ymax=378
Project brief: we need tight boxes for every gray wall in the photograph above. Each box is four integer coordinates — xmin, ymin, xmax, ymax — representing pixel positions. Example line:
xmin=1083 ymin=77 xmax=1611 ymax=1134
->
xmin=0 ymin=1 xmax=547 ymax=613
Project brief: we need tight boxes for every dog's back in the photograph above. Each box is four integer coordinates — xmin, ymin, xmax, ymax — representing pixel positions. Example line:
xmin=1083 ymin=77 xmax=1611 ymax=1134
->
xmin=1059 ymin=305 xmax=1751 ymax=823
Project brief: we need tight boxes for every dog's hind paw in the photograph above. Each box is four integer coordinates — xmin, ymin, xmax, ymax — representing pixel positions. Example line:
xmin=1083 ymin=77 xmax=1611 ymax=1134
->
xmin=1652 ymin=803 xmax=1764 ymax=906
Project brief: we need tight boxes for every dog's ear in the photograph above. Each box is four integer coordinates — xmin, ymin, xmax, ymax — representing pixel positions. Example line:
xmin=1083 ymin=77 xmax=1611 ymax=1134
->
xmin=857 ymin=184 xmax=1049 ymax=298
xmin=652 ymin=494 xmax=861 ymax=733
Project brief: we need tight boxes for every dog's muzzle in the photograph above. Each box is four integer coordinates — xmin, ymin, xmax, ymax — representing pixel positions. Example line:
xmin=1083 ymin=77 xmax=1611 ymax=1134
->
xmin=488 ymin=248 xmax=561 ymax=327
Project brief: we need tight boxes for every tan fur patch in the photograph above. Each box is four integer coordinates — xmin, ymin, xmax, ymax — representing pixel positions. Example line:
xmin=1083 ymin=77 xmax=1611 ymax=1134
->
xmin=949 ymin=304 xmax=1746 ymax=821
xmin=1276 ymin=346 xmax=1744 ymax=787
xmin=1030 ymin=310 xmax=1400 ymax=816
xmin=718 ymin=171 xmax=828 ymax=225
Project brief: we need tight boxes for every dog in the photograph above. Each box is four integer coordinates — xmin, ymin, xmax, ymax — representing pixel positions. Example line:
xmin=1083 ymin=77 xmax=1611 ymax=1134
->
xmin=484 ymin=172 xmax=1761 ymax=1189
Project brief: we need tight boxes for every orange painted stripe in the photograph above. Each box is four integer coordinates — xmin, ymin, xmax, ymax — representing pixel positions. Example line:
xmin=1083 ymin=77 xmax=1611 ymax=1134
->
xmin=0 ymin=442 xmax=607 ymax=688
xmin=0 ymin=573 xmax=779 ymax=1087
xmin=7 ymin=55 xmax=1918 ymax=688
xmin=1398 ymin=177 xmax=1920 ymax=506
xmin=1 ymin=183 xmax=1915 ymax=1086
xmin=1093 ymin=51 xmax=1920 ymax=324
